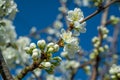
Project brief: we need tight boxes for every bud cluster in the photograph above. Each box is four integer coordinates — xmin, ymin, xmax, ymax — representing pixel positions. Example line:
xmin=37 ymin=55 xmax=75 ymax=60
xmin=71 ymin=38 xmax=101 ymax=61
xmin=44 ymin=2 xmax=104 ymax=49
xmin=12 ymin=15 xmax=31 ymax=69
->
xmin=24 ymin=39 xmax=61 ymax=74
xmin=110 ymin=15 xmax=120 ymax=25
xmin=0 ymin=0 xmax=18 ymax=18
xmin=67 ymin=8 xmax=86 ymax=36
xmin=98 ymin=26 xmax=109 ymax=39
xmin=90 ymin=26 xmax=109 ymax=59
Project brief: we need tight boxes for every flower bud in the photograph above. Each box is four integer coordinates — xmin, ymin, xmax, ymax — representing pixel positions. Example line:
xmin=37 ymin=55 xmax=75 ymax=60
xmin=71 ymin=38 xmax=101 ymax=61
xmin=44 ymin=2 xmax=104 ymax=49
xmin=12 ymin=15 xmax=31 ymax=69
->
xmin=32 ymin=49 xmax=41 ymax=60
xmin=53 ymin=44 xmax=59 ymax=52
xmin=30 ymin=43 xmax=36 ymax=49
xmin=93 ymin=49 xmax=98 ymax=55
xmin=37 ymin=39 xmax=46 ymax=49
xmin=98 ymin=47 xmax=104 ymax=53
xmin=103 ymin=34 xmax=108 ymax=39
xmin=53 ymin=57 xmax=62 ymax=62
xmin=42 ymin=62 xmax=51 ymax=68
xmin=92 ymin=36 xmax=99 ymax=43
xmin=32 ymin=52 xmax=39 ymax=60
xmin=24 ymin=47 xmax=31 ymax=54
xmin=102 ymin=27 xmax=109 ymax=34
xmin=90 ymin=53 xmax=96 ymax=59
xmin=93 ymin=41 xmax=100 ymax=48
xmin=47 ymin=47 xmax=54 ymax=53
xmin=111 ymin=75 xmax=116 ymax=79
xmin=104 ymin=45 xmax=109 ymax=50
xmin=47 ymin=42 xmax=54 ymax=48
xmin=117 ymin=73 xmax=120 ymax=78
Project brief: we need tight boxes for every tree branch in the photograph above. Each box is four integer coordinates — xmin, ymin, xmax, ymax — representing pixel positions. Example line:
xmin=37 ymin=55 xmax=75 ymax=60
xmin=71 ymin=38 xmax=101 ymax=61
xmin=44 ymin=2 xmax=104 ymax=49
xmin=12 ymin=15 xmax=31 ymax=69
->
xmin=15 ymin=60 xmax=41 ymax=80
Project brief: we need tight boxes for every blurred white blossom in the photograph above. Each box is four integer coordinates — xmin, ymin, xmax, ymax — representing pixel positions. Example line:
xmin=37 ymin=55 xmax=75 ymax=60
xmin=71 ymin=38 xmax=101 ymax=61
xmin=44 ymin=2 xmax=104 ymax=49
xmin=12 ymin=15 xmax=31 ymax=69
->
xmin=74 ymin=0 xmax=90 ymax=7
xmin=60 ymin=29 xmax=72 ymax=43
xmin=0 ymin=19 xmax=17 ymax=46
xmin=53 ymin=20 xmax=63 ymax=29
xmin=0 ymin=0 xmax=18 ymax=17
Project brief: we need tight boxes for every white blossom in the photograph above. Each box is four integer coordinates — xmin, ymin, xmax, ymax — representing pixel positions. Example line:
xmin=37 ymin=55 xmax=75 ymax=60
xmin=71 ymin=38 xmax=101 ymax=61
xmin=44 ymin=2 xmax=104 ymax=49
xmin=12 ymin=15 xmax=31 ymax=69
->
xmin=74 ymin=0 xmax=90 ymax=7
xmin=2 ymin=47 xmax=17 ymax=68
xmin=67 ymin=8 xmax=84 ymax=22
xmin=73 ymin=21 xmax=86 ymax=36
xmin=63 ymin=39 xmax=79 ymax=58
xmin=0 ymin=19 xmax=17 ymax=46
xmin=60 ymin=29 xmax=72 ymax=43
xmin=109 ymin=64 xmax=120 ymax=74
xmin=16 ymin=36 xmax=31 ymax=65
xmin=53 ymin=20 xmax=63 ymax=29
xmin=0 ymin=0 xmax=18 ymax=17
xmin=67 ymin=8 xmax=86 ymax=35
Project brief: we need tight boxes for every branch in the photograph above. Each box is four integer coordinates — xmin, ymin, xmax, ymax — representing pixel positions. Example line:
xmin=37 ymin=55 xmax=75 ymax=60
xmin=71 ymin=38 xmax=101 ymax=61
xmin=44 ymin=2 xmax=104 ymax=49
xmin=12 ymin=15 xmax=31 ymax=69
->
xmin=0 ymin=49 xmax=14 ymax=80
xmin=80 ymin=0 xmax=119 ymax=24
xmin=90 ymin=0 xmax=110 ymax=79
xmin=15 ymin=60 xmax=41 ymax=80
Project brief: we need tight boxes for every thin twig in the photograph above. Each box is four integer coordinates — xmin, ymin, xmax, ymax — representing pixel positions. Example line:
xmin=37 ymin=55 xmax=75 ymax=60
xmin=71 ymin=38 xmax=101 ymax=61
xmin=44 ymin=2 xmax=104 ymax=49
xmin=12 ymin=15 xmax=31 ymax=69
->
xmin=80 ymin=0 xmax=119 ymax=24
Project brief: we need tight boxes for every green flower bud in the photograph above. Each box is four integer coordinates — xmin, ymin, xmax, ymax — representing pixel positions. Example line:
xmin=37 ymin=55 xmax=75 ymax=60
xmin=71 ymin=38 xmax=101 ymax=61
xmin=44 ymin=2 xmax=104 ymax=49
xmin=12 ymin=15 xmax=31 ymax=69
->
xmin=98 ymin=47 xmax=104 ymax=53
xmin=47 ymin=47 xmax=54 ymax=53
xmin=37 ymin=39 xmax=46 ymax=49
xmin=24 ymin=47 xmax=31 ymax=54
xmin=53 ymin=44 xmax=59 ymax=52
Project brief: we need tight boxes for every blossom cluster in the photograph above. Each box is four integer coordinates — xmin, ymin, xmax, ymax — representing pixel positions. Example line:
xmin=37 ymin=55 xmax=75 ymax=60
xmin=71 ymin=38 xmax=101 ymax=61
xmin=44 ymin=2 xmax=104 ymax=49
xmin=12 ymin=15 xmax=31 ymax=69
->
xmin=109 ymin=64 xmax=120 ymax=79
xmin=0 ymin=0 xmax=17 ymax=18
xmin=90 ymin=26 xmax=109 ymax=59
xmin=60 ymin=29 xmax=80 ymax=58
xmin=59 ymin=8 xmax=86 ymax=59
xmin=67 ymin=8 xmax=86 ymax=36
xmin=110 ymin=15 xmax=120 ymax=25
xmin=0 ymin=19 xmax=17 ymax=47
xmin=2 ymin=36 xmax=31 ymax=68
xmin=74 ymin=0 xmax=90 ymax=7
